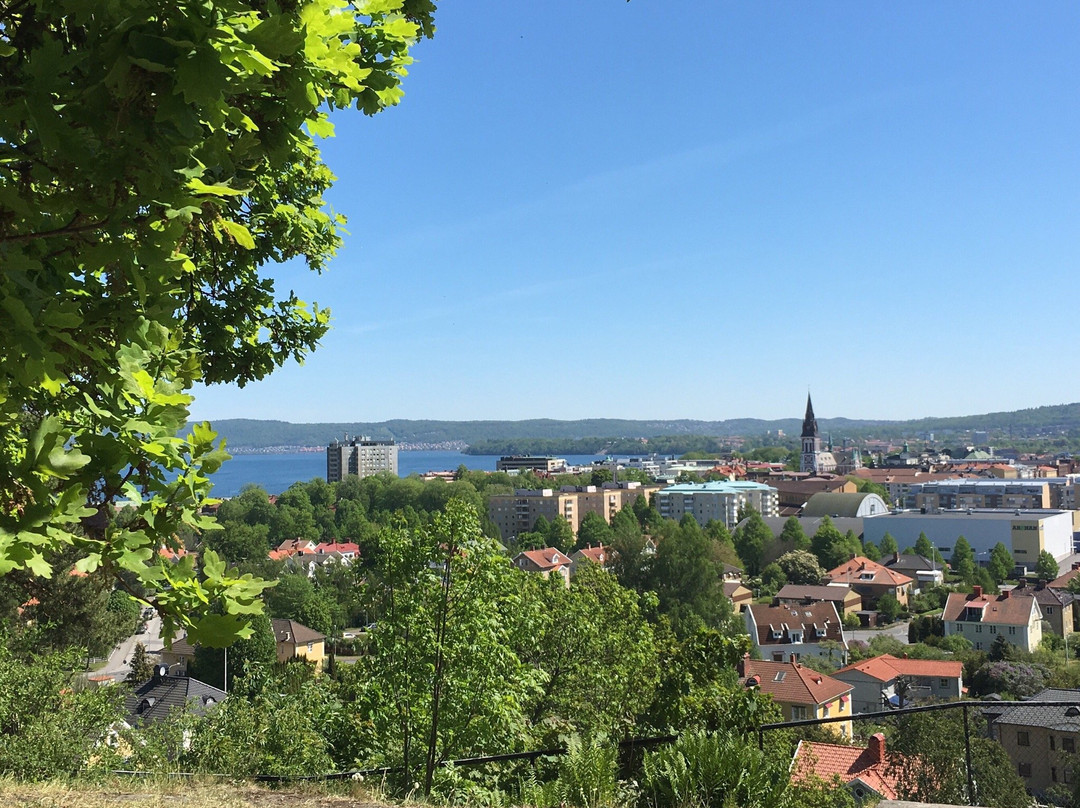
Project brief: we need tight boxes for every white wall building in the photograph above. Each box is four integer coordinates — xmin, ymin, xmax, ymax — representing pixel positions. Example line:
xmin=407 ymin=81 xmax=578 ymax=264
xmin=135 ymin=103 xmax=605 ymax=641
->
xmin=657 ymin=481 xmax=779 ymax=529
xmin=861 ymin=509 xmax=1075 ymax=564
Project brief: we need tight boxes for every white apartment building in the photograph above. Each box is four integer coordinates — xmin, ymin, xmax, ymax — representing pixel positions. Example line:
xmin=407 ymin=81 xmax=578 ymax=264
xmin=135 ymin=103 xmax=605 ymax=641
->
xmin=656 ymin=481 xmax=779 ymax=529
xmin=326 ymin=437 xmax=398 ymax=483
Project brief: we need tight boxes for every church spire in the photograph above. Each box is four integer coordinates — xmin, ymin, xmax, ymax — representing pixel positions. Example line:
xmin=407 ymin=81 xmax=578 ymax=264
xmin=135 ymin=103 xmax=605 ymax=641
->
xmin=802 ymin=392 xmax=819 ymax=439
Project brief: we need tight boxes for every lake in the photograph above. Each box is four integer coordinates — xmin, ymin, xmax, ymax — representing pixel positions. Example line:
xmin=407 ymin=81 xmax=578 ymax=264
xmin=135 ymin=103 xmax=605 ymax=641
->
xmin=208 ymin=450 xmax=606 ymax=497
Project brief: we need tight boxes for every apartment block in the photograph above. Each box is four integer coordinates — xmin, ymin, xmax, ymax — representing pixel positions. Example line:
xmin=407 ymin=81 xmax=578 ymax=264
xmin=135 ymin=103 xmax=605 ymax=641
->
xmin=326 ymin=437 xmax=398 ymax=483
xmin=656 ymin=481 xmax=779 ymax=529
xmin=488 ymin=481 xmax=658 ymax=542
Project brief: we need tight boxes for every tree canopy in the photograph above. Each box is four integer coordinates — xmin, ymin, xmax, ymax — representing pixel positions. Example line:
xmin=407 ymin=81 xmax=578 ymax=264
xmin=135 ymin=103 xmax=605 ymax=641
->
xmin=0 ymin=0 xmax=435 ymax=645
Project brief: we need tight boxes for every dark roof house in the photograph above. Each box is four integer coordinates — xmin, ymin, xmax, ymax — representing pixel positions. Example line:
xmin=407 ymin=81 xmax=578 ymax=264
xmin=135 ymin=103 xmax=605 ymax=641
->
xmin=124 ymin=665 xmax=226 ymax=726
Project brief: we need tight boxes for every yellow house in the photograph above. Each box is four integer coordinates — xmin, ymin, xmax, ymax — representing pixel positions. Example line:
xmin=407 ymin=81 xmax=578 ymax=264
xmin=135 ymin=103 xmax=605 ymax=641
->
xmin=271 ymin=618 xmax=326 ymax=672
xmin=739 ymin=655 xmax=853 ymax=739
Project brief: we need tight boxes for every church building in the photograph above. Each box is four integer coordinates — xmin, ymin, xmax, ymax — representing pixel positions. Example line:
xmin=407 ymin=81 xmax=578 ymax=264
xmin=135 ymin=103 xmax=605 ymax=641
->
xmin=800 ymin=393 xmax=838 ymax=474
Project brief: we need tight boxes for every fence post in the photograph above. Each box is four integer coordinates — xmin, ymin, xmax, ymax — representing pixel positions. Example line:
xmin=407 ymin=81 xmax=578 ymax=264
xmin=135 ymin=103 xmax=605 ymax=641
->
xmin=757 ymin=727 xmax=764 ymax=751
xmin=962 ymin=703 xmax=975 ymax=805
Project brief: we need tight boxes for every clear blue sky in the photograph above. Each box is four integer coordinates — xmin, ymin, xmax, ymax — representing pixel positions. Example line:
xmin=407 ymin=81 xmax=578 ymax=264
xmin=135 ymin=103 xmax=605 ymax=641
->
xmin=190 ymin=1 xmax=1080 ymax=425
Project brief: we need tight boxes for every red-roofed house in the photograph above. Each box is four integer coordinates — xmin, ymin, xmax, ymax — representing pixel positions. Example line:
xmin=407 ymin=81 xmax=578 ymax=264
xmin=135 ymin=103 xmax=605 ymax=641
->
xmin=513 ymin=548 xmax=571 ymax=585
xmin=739 ymin=655 xmax=853 ymax=738
xmin=942 ymin=585 xmax=1042 ymax=653
xmin=832 ymin=654 xmax=963 ymax=713
xmin=570 ymin=545 xmax=612 ymax=575
xmin=313 ymin=541 xmax=360 ymax=560
xmin=826 ymin=556 xmax=912 ymax=609
xmin=274 ymin=538 xmax=317 ymax=557
xmin=745 ymin=601 xmax=847 ymax=663
xmin=723 ymin=580 xmax=753 ymax=613
xmin=792 ymin=733 xmax=902 ymax=803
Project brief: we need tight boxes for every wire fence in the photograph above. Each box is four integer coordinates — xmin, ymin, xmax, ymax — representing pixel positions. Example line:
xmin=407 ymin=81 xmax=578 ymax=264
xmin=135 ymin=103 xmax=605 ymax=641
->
xmin=108 ymin=698 xmax=1080 ymax=806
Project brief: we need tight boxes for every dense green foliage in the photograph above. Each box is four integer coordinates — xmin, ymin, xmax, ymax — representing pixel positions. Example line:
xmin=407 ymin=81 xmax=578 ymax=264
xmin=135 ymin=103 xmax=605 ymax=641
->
xmin=0 ymin=0 xmax=436 ymax=647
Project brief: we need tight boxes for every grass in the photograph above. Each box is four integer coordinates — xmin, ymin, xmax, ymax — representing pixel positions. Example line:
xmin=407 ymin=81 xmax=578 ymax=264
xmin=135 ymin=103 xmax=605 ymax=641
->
xmin=0 ymin=777 xmax=396 ymax=808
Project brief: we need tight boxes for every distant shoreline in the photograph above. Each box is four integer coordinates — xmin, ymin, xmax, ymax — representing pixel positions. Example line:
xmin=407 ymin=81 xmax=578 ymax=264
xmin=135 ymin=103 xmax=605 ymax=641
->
xmin=228 ymin=441 xmax=467 ymax=455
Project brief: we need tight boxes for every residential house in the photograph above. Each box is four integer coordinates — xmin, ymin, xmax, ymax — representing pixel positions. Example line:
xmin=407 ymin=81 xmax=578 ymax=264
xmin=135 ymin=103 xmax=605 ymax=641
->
xmin=570 ymin=545 xmax=612 ymax=575
xmin=826 ymin=556 xmax=912 ymax=610
xmin=723 ymin=580 xmax=753 ymax=613
xmin=878 ymin=552 xmax=944 ymax=592
xmin=942 ymin=586 xmax=1043 ymax=653
xmin=159 ymin=634 xmax=196 ymax=674
xmin=792 ymin=733 xmax=902 ymax=804
xmin=513 ymin=547 xmax=572 ymax=585
xmin=1009 ymin=579 xmax=1074 ymax=639
xmin=989 ymin=688 xmax=1080 ymax=800
xmin=774 ymin=584 xmax=862 ymax=616
xmin=124 ymin=665 xmax=226 ymax=726
xmin=722 ymin=563 xmax=743 ymax=581
xmin=832 ymin=654 xmax=963 ymax=714
xmin=739 ymin=655 xmax=853 ymax=738
xmin=271 ymin=618 xmax=326 ymax=671
xmin=744 ymin=601 xmax=847 ymax=663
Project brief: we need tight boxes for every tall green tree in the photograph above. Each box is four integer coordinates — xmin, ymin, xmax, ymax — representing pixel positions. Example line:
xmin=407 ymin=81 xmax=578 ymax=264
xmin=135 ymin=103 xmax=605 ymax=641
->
xmin=778 ymin=516 xmax=810 ymax=551
xmin=988 ymin=542 xmax=1014 ymax=585
xmin=352 ymin=500 xmax=537 ymax=795
xmin=880 ymin=532 xmax=899 ymax=556
xmin=951 ymin=535 xmax=977 ymax=583
xmin=733 ymin=508 xmax=771 ymax=576
xmin=0 ymin=0 xmax=435 ymax=646
xmin=575 ymin=512 xmax=614 ymax=552
xmin=1035 ymin=550 xmax=1059 ymax=581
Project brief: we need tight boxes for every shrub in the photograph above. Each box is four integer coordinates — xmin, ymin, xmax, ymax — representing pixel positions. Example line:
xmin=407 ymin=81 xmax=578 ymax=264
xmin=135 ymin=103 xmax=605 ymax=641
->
xmin=640 ymin=730 xmax=789 ymax=808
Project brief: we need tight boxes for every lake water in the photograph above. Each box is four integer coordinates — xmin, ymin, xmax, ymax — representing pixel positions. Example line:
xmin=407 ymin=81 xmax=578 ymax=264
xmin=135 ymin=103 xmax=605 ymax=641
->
xmin=209 ymin=451 xmax=606 ymax=497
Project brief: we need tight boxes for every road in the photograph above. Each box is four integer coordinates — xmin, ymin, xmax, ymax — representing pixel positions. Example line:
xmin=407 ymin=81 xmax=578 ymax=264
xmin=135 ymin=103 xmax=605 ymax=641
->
xmin=848 ymin=619 xmax=910 ymax=646
xmin=94 ymin=610 xmax=164 ymax=683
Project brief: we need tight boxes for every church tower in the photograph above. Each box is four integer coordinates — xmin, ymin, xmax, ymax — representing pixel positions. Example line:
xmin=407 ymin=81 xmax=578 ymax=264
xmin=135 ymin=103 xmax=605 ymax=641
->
xmin=801 ymin=393 xmax=821 ymax=473
xmin=800 ymin=393 xmax=837 ymax=474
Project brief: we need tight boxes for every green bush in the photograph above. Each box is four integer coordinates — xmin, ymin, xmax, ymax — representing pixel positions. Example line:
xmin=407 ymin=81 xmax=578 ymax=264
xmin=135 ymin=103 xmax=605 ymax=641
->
xmin=640 ymin=730 xmax=790 ymax=808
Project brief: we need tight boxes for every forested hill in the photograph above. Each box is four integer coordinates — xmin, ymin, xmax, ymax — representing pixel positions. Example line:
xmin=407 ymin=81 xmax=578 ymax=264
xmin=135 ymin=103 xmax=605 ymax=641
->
xmin=203 ymin=403 xmax=1080 ymax=450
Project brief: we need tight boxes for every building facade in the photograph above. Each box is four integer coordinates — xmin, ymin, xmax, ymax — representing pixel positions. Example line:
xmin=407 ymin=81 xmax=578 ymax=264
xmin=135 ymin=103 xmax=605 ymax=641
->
xmin=942 ymin=586 xmax=1043 ymax=653
xmin=326 ymin=436 xmax=398 ymax=483
xmin=495 ymin=455 xmax=566 ymax=473
xmin=656 ymin=481 xmax=779 ymax=529
xmin=861 ymin=509 xmax=1076 ymax=565
xmin=488 ymin=482 xmax=657 ymax=542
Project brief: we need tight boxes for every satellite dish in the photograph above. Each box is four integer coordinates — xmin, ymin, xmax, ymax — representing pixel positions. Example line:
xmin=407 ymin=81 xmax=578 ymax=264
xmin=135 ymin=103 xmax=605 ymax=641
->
xmin=156 ymin=664 xmax=168 ymax=678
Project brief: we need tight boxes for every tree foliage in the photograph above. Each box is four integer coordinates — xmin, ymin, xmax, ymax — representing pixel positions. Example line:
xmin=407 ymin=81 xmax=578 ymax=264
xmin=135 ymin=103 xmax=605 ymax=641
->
xmin=0 ymin=0 xmax=435 ymax=646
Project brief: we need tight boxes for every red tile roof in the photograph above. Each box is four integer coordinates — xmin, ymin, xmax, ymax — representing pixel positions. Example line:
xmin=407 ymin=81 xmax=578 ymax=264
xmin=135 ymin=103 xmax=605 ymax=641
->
xmin=571 ymin=546 xmax=610 ymax=566
xmin=515 ymin=548 xmax=571 ymax=572
xmin=1048 ymin=567 xmax=1080 ymax=590
xmin=792 ymin=736 xmax=900 ymax=799
xmin=834 ymin=653 xmax=963 ymax=681
xmin=741 ymin=658 xmax=851 ymax=706
xmin=313 ymin=541 xmax=360 ymax=556
xmin=827 ymin=556 xmax=913 ymax=588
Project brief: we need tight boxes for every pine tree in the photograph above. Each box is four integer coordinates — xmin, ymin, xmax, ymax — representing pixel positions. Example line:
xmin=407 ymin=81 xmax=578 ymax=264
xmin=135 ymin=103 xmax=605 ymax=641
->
xmin=126 ymin=642 xmax=154 ymax=684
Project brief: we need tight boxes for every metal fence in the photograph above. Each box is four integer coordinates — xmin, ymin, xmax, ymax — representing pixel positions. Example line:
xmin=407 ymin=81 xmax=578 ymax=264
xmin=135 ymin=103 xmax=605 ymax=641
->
xmin=759 ymin=698 xmax=1080 ymax=807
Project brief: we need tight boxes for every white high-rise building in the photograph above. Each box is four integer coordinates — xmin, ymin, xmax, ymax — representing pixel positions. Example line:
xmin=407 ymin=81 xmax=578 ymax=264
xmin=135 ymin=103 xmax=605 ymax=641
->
xmin=326 ymin=436 xmax=398 ymax=483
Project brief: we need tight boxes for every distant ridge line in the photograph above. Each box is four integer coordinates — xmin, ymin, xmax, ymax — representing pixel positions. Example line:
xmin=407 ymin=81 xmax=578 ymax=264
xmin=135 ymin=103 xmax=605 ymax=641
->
xmin=196 ymin=403 xmax=1080 ymax=450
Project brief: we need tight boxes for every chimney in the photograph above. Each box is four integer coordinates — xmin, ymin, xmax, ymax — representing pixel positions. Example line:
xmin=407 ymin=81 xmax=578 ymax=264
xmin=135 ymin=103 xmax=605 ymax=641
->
xmin=868 ymin=733 xmax=886 ymax=764
xmin=1073 ymin=562 xmax=1080 ymax=571
xmin=894 ymin=551 xmax=900 ymax=563
xmin=1002 ymin=588 xmax=1009 ymax=599
xmin=790 ymin=653 xmax=799 ymax=664
xmin=973 ymin=585 xmax=983 ymax=598
xmin=738 ymin=653 xmax=749 ymax=677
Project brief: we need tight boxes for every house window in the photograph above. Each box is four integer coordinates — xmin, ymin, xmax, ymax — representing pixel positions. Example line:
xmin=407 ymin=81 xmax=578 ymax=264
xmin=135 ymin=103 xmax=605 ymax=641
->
xmin=1065 ymin=737 xmax=1076 ymax=754
xmin=307 ymin=642 xmax=313 ymax=653
xmin=1018 ymin=731 xmax=1030 ymax=747
xmin=791 ymin=706 xmax=809 ymax=720
xmin=975 ymin=625 xmax=982 ymax=633
xmin=1051 ymin=737 xmax=1056 ymax=751
xmin=1009 ymin=626 xmax=1016 ymax=635
xmin=1048 ymin=607 xmax=1055 ymax=615
xmin=1053 ymin=767 xmax=1058 ymax=782
xmin=939 ymin=678 xmax=949 ymax=688
xmin=823 ymin=704 xmax=830 ymax=717
xmin=1019 ymin=763 xmax=1032 ymax=777
xmin=990 ymin=625 xmax=997 ymax=634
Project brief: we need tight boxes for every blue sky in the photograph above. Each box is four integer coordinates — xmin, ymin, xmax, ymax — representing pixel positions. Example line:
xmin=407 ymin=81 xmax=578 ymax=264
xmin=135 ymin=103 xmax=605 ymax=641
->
xmin=190 ymin=1 xmax=1080 ymax=425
